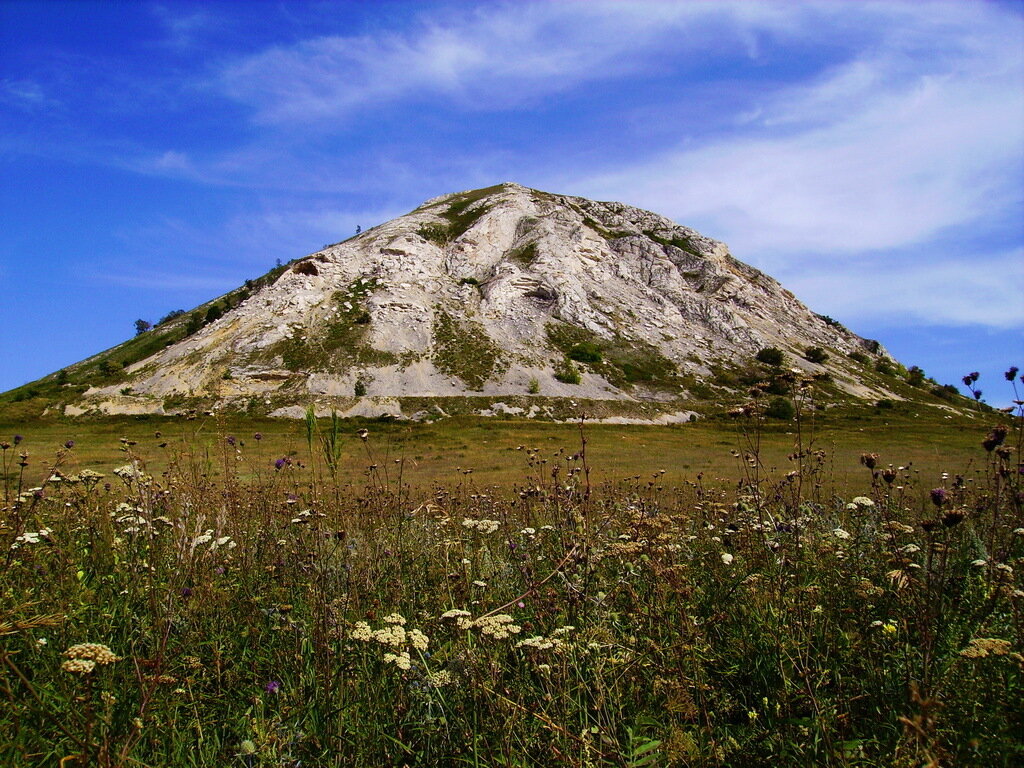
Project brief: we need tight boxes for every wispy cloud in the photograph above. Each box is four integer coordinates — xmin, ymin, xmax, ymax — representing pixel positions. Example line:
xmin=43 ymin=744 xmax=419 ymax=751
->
xmin=575 ymin=10 xmax=1023 ymax=259
xmin=217 ymin=1 xmax=802 ymax=124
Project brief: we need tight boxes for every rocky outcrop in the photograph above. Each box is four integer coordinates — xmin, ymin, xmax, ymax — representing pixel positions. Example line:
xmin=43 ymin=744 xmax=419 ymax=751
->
xmin=59 ymin=182 xmax=897 ymax=415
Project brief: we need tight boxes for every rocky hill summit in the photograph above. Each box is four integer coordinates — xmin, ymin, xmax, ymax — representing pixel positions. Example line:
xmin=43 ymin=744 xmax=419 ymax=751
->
xmin=7 ymin=183 xmax=964 ymax=421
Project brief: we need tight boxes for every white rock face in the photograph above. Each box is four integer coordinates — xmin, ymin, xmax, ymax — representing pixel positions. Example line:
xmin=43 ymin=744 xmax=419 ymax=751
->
xmin=77 ymin=182 xmax=893 ymax=413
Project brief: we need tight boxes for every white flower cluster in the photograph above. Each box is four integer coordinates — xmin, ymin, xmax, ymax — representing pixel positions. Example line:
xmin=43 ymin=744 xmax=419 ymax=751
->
xmin=61 ymin=642 xmax=120 ymax=674
xmin=515 ymin=626 xmax=574 ymax=651
xmin=383 ymin=651 xmax=411 ymax=670
xmin=348 ymin=615 xmax=429 ymax=669
xmin=443 ymin=612 xmax=522 ymax=639
xmin=113 ymin=463 xmax=144 ymax=482
xmin=462 ymin=518 xmax=500 ymax=534
xmin=191 ymin=530 xmax=236 ymax=553
xmin=10 ymin=527 xmax=52 ymax=550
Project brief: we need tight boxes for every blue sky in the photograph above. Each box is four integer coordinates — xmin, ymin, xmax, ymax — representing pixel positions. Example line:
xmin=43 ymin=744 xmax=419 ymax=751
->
xmin=1 ymin=0 xmax=1021 ymax=403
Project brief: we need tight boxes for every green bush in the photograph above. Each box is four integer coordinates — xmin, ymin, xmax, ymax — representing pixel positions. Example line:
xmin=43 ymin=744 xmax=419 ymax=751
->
xmin=765 ymin=396 xmax=795 ymax=420
xmin=553 ymin=358 xmax=581 ymax=385
xmin=804 ymin=346 xmax=829 ymax=364
xmin=568 ymin=342 xmax=602 ymax=363
xmin=756 ymin=347 xmax=785 ymax=366
xmin=906 ymin=365 xmax=926 ymax=387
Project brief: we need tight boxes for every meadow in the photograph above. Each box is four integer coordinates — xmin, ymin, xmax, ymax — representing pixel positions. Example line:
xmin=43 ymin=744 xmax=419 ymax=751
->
xmin=0 ymin=392 xmax=1020 ymax=766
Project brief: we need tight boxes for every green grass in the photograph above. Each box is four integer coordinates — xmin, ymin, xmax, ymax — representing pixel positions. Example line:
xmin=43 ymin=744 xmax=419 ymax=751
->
xmin=432 ymin=310 xmax=507 ymax=390
xmin=546 ymin=323 xmax=680 ymax=390
xmin=0 ymin=401 xmax=1019 ymax=767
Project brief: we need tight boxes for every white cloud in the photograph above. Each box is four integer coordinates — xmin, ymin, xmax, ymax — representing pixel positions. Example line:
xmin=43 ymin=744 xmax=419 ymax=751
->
xmin=217 ymin=1 xmax=805 ymax=124
xmin=780 ymin=248 xmax=1024 ymax=330
xmin=576 ymin=35 xmax=1023 ymax=259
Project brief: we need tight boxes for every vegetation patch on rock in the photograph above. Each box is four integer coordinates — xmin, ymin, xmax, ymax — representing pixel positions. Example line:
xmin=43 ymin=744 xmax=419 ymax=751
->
xmin=432 ymin=310 xmax=506 ymax=390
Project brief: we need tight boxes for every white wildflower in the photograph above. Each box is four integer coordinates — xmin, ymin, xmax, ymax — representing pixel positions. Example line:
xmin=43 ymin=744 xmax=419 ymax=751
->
xmin=832 ymin=528 xmax=851 ymax=540
xmin=721 ymin=553 xmax=734 ymax=565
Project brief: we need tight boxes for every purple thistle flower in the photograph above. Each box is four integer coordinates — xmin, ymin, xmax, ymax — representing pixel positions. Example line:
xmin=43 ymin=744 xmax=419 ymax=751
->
xmin=275 ymin=457 xmax=287 ymax=470
xmin=1006 ymin=366 xmax=1020 ymax=382
xmin=264 ymin=680 xmax=281 ymax=694
xmin=929 ymin=488 xmax=948 ymax=507
xmin=180 ymin=587 xmax=193 ymax=598
xmin=253 ymin=432 xmax=263 ymax=441
xmin=13 ymin=435 xmax=23 ymax=445
xmin=64 ymin=440 xmax=75 ymax=449
xmin=226 ymin=435 xmax=236 ymax=446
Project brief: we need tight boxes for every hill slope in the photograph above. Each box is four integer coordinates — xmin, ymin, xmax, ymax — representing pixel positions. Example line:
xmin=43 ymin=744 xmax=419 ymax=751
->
xmin=4 ymin=183 xmax=971 ymax=420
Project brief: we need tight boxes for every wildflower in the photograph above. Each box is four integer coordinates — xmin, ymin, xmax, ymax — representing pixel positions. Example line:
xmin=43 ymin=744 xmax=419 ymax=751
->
xmin=61 ymin=658 xmax=96 ymax=675
xmin=472 ymin=580 xmax=487 ymax=588
xmin=440 ymin=609 xmax=471 ymax=620
xmin=929 ymin=488 xmax=947 ymax=507
xmin=1006 ymin=366 xmax=1019 ymax=382
xmin=349 ymin=621 xmax=373 ymax=642
xmin=427 ymin=670 xmax=454 ymax=687
xmin=832 ymin=528 xmax=851 ymax=540
xmin=264 ymin=680 xmax=281 ymax=694
xmin=64 ymin=440 xmax=75 ymax=450
xmin=982 ymin=425 xmax=1008 ymax=452
xmin=851 ymin=496 xmax=874 ymax=508
xmin=721 ymin=553 xmax=734 ymax=565
xmin=226 ymin=435 xmax=236 ymax=446
xmin=13 ymin=434 xmax=23 ymax=445
xmin=474 ymin=614 xmax=522 ymax=639
xmin=408 ymin=629 xmax=429 ymax=652
xmin=274 ymin=457 xmax=287 ymax=470
xmin=383 ymin=651 xmax=411 ymax=670
xmin=860 ymin=453 xmax=878 ymax=469
xmin=36 ymin=637 xmax=47 ymax=646
xmin=462 ymin=518 xmax=500 ymax=534
xmin=994 ymin=563 xmax=1013 ymax=576
xmin=372 ymin=625 xmax=406 ymax=648
xmin=516 ymin=635 xmax=559 ymax=650
xmin=253 ymin=432 xmax=263 ymax=441
xmin=960 ymin=637 xmax=1012 ymax=658
xmin=882 ymin=622 xmax=897 ymax=636
xmin=382 ymin=613 xmax=406 ymax=625
xmin=971 ymin=559 xmax=988 ymax=568
xmin=357 ymin=429 xmax=369 ymax=440
xmin=64 ymin=643 xmax=119 ymax=665
xmin=113 ymin=464 xmax=143 ymax=482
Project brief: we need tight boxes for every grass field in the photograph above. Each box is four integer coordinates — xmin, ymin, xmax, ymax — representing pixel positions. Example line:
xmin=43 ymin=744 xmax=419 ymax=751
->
xmin=0 ymin=397 xmax=1020 ymax=767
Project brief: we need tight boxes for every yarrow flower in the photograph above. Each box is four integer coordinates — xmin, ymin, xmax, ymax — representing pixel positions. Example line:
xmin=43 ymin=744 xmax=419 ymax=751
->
xmin=462 ymin=518 xmax=500 ymax=534
xmin=62 ymin=643 xmax=119 ymax=673
xmin=382 ymin=651 xmax=411 ymax=670
xmin=832 ymin=528 xmax=851 ymax=540
xmin=851 ymin=497 xmax=875 ymax=508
